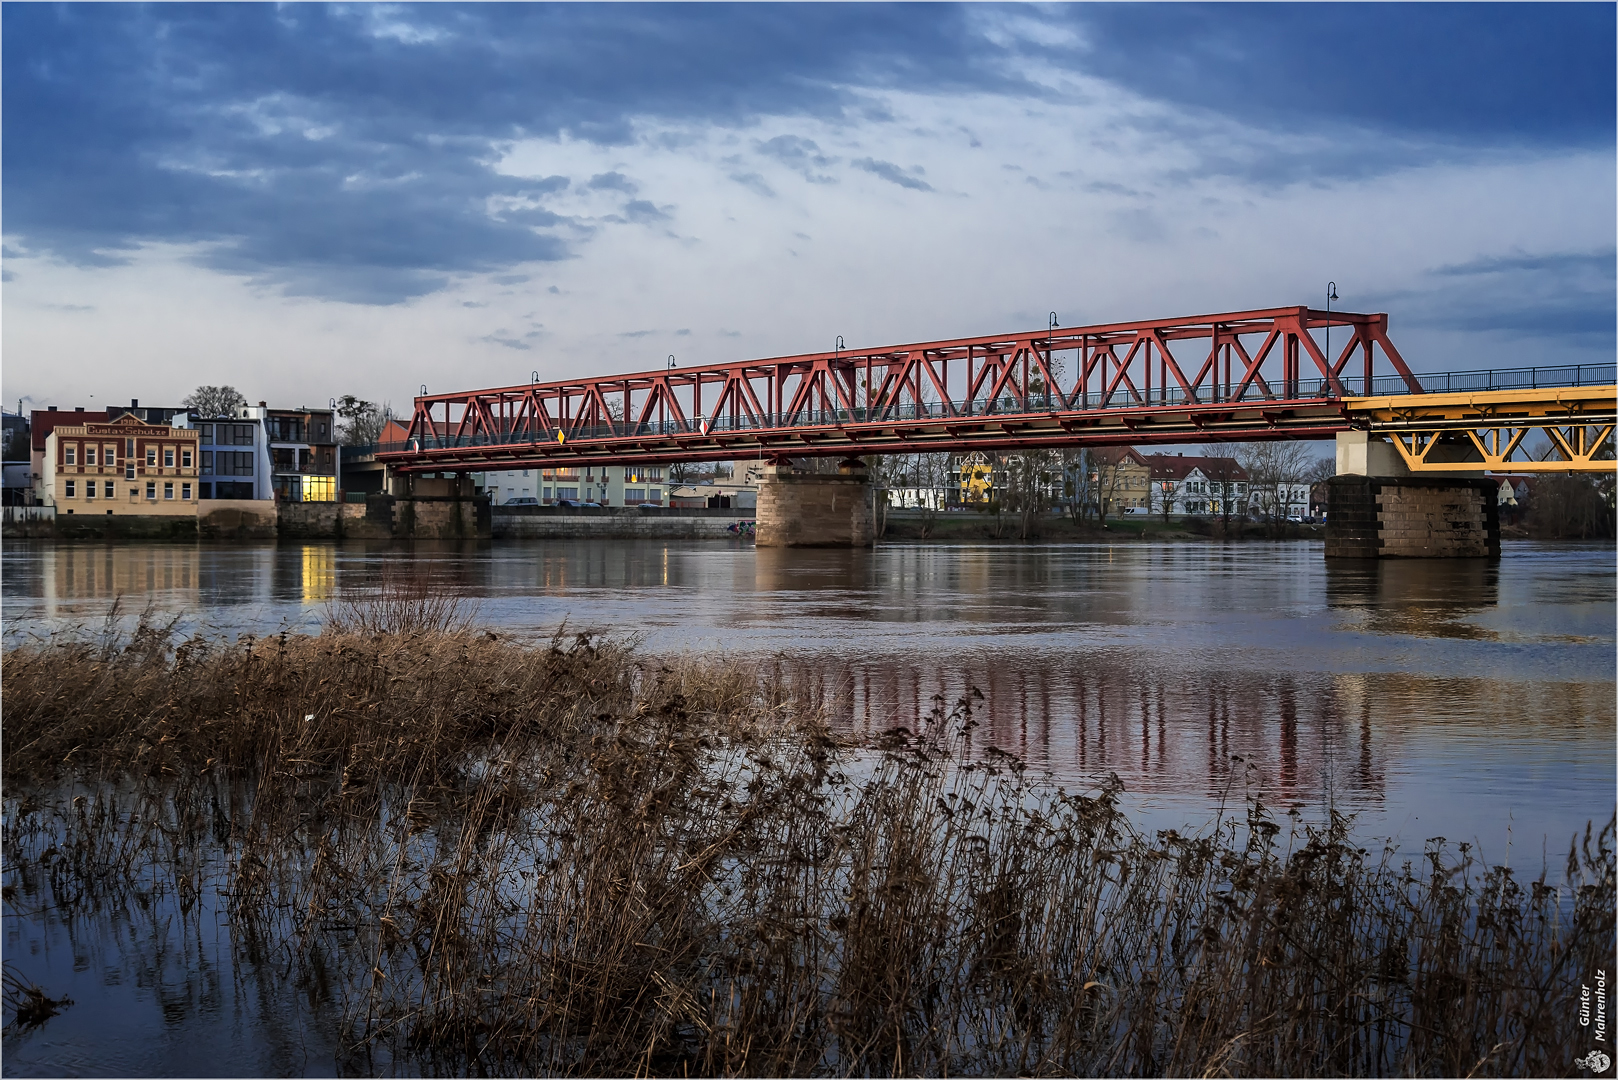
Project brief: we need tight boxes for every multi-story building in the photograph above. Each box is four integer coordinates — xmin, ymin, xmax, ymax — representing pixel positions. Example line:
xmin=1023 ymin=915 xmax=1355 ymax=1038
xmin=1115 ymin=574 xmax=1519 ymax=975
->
xmin=475 ymin=464 xmax=668 ymax=505
xmin=43 ymin=412 xmax=200 ymax=516
xmin=176 ymin=410 xmax=271 ymax=500
xmin=266 ymin=406 xmax=339 ymax=502
xmin=30 ymin=407 xmax=109 ymax=504
xmin=1086 ymin=448 xmax=1152 ymax=515
xmin=1144 ymin=453 xmax=1250 ymax=517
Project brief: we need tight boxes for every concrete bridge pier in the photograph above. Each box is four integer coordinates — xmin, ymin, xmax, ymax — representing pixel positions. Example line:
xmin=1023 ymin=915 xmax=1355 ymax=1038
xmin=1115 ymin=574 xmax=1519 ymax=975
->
xmin=1325 ymin=431 xmax=1498 ymax=558
xmin=755 ymin=459 xmax=874 ymax=548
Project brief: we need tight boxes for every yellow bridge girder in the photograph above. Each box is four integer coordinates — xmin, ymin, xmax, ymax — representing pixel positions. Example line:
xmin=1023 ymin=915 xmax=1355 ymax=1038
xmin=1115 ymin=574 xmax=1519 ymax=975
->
xmin=1342 ymin=385 xmax=1617 ymax=474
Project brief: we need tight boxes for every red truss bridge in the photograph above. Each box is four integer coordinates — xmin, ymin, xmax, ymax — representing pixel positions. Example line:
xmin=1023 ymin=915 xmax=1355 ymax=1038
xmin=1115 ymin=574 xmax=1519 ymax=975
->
xmin=380 ymin=306 xmax=1616 ymax=472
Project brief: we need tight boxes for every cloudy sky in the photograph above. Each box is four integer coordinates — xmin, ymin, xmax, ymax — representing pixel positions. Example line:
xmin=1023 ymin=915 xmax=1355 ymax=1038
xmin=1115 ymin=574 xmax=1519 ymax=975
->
xmin=4 ymin=3 xmax=1613 ymax=414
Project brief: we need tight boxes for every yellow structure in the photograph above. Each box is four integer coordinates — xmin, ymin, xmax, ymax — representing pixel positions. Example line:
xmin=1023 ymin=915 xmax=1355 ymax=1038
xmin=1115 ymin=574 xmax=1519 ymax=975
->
xmin=44 ymin=413 xmax=201 ymax=515
xmin=1344 ymin=385 xmax=1616 ymax=473
xmin=959 ymin=452 xmax=994 ymax=504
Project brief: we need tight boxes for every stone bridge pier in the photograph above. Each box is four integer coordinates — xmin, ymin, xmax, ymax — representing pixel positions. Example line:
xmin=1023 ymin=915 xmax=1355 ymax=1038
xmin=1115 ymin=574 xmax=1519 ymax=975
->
xmin=1325 ymin=431 xmax=1499 ymax=559
xmin=755 ymin=459 xmax=874 ymax=548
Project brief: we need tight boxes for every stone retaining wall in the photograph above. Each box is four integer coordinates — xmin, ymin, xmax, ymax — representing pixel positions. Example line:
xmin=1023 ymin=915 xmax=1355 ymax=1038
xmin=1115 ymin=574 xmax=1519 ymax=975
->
xmin=493 ymin=505 xmax=750 ymax=540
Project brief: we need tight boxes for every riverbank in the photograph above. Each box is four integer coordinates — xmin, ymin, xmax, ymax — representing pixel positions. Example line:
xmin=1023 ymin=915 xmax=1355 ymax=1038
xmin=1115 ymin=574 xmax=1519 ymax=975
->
xmin=4 ymin=611 xmax=1610 ymax=1076
xmin=880 ymin=509 xmax=1326 ymax=542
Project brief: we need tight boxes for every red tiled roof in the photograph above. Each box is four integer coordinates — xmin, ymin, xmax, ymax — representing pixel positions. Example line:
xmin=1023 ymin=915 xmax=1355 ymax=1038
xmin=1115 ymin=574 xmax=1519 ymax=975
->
xmin=1144 ymin=453 xmax=1249 ymax=482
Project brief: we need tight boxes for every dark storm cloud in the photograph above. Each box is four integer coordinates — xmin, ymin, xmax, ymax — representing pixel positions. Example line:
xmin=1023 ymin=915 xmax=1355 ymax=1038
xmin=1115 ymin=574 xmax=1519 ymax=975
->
xmin=1372 ymin=248 xmax=1616 ymax=344
xmin=3 ymin=3 xmax=1609 ymax=304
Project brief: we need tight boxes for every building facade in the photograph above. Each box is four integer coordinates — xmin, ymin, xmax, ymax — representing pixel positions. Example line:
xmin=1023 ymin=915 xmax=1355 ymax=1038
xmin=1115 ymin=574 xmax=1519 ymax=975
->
xmin=43 ymin=413 xmax=200 ymax=516
xmin=1144 ymin=453 xmax=1251 ymax=517
xmin=267 ymin=407 xmax=339 ymax=502
xmin=475 ymin=464 xmax=669 ymax=505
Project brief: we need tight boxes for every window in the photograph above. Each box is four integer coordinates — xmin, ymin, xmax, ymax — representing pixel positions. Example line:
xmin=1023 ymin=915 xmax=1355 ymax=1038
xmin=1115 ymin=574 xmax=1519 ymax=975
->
xmin=182 ymin=483 xmax=192 ymax=500
xmin=65 ymin=446 xmax=76 ymax=465
xmin=65 ymin=480 xmax=76 ymax=498
xmin=557 ymin=487 xmax=578 ymax=500
xmin=146 ymin=482 xmax=156 ymax=500
xmin=126 ymin=438 xmax=135 ymax=458
xmin=125 ymin=463 xmax=135 ymax=480
xmin=228 ymin=424 xmax=255 ymax=446
xmin=164 ymin=482 xmax=174 ymax=500
xmin=217 ymin=451 xmax=254 ymax=476
xmin=104 ymin=481 xmax=114 ymax=498
xmin=200 ymin=424 xmax=214 ymax=444
xmin=146 ymin=448 xmax=157 ymax=466
xmin=625 ymin=488 xmax=645 ymax=504
xmin=164 ymin=448 xmax=175 ymax=468
xmin=302 ymin=476 xmax=335 ymax=502
xmin=181 ymin=449 xmax=193 ymax=468
xmin=201 ymin=451 xmax=213 ymax=472
xmin=542 ymin=487 xmax=551 ymax=499
xmin=105 ymin=445 xmax=117 ymax=466
xmin=86 ymin=480 xmax=96 ymax=499
xmin=85 ymin=446 xmax=97 ymax=466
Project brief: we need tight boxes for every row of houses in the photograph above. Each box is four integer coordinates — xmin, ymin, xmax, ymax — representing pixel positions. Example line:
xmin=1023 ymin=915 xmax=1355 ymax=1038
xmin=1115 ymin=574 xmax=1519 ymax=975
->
xmin=7 ymin=400 xmax=339 ymax=515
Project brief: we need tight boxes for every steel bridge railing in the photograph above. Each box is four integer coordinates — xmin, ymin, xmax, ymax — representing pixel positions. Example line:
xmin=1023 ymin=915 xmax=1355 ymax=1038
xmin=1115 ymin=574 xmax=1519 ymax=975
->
xmin=379 ymin=362 xmax=1617 ymax=455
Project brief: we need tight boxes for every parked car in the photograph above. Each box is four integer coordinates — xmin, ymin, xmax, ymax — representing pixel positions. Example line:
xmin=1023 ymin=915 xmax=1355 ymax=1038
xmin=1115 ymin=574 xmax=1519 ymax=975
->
xmin=505 ymin=496 xmax=539 ymax=506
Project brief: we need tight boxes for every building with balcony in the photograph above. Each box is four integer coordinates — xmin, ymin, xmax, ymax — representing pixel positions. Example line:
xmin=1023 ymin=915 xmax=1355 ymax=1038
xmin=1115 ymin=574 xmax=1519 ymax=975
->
xmin=266 ymin=406 xmax=339 ymax=502
xmin=43 ymin=413 xmax=200 ymax=516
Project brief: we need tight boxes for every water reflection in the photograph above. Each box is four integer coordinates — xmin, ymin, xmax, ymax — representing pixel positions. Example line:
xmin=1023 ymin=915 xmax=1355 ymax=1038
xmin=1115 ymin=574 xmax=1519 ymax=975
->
xmin=1326 ymin=558 xmax=1501 ymax=639
xmin=2 ymin=538 xmax=1612 ymax=848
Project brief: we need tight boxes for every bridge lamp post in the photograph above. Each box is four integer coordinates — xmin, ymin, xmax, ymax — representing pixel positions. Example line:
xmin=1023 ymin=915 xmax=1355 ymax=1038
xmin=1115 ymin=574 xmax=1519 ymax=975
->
xmin=1325 ymin=282 xmax=1338 ymax=394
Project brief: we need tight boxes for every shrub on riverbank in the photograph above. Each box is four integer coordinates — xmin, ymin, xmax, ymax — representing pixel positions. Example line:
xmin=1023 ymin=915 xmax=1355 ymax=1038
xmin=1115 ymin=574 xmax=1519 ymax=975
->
xmin=3 ymin=616 xmax=1612 ymax=1076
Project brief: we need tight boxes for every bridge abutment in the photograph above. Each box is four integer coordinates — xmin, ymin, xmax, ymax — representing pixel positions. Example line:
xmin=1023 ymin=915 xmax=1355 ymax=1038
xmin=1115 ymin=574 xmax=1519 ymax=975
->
xmin=1326 ymin=433 xmax=1498 ymax=558
xmin=755 ymin=460 xmax=874 ymax=548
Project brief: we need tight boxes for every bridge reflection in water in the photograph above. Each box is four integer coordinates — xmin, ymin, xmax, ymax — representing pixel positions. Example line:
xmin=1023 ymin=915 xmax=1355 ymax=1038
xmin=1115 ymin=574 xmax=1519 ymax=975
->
xmin=3 ymin=538 xmax=1609 ymax=848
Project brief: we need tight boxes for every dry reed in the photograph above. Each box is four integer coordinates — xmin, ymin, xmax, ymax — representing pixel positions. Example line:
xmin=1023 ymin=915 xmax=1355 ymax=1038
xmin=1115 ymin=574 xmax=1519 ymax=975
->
xmin=2 ymin=603 xmax=1612 ymax=1076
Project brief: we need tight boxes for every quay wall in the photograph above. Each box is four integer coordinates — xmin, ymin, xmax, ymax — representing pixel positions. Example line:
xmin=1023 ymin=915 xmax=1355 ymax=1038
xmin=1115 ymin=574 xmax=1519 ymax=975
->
xmin=492 ymin=505 xmax=751 ymax=540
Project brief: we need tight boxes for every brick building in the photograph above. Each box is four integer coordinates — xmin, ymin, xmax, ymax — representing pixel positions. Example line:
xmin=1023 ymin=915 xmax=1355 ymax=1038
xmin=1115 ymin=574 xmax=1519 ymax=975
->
xmin=43 ymin=413 xmax=200 ymax=516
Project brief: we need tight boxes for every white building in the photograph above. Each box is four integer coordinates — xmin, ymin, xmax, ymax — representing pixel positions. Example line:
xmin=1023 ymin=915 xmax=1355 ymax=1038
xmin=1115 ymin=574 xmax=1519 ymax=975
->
xmin=474 ymin=464 xmax=669 ymax=506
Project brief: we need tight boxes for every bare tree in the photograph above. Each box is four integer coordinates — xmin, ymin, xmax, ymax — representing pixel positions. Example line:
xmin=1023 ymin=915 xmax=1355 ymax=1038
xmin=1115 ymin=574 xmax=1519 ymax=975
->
xmin=1003 ymin=449 xmax=1059 ymax=539
xmin=1060 ymin=448 xmax=1092 ymax=524
xmin=182 ymin=385 xmax=247 ymax=418
xmin=1197 ymin=444 xmax=1251 ymax=530
xmin=336 ymin=395 xmax=397 ymax=446
xmin=1240 ymin=440 xmax=1315 ymax=534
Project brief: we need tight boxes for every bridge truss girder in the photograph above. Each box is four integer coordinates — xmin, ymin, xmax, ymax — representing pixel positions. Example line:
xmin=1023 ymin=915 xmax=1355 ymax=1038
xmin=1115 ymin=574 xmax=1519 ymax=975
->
xmin=1346 ymin=386 xmax=1617 ymax=474
xmin=385 ymin=306 xmax=1414 ymax=472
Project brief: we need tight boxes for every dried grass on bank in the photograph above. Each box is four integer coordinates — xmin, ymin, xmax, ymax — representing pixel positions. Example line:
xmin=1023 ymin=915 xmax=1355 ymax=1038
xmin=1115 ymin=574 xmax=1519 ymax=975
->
xmin=2 ymin=610 xmax=1613 ymax=1077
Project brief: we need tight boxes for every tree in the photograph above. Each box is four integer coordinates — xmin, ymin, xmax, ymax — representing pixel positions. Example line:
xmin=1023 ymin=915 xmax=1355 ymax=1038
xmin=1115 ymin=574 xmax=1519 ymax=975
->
xmin=336 ymin=395 xmax=396 ymax=446
xmin=1197 ymin=443 xmax=1252 ymax=531
xmin=1240 ymin=440 xmax=1315 ymax=534
xmin=1003 ymin=449 xmax=1059 ymax=540
xmin=182 ymin=385 xmax=247 ymax=418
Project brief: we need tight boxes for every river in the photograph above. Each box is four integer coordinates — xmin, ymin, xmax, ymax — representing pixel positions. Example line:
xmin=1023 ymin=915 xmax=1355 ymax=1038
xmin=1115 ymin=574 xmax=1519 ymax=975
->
xmin=3 ymin=536 xmax=1613 ymax=1075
